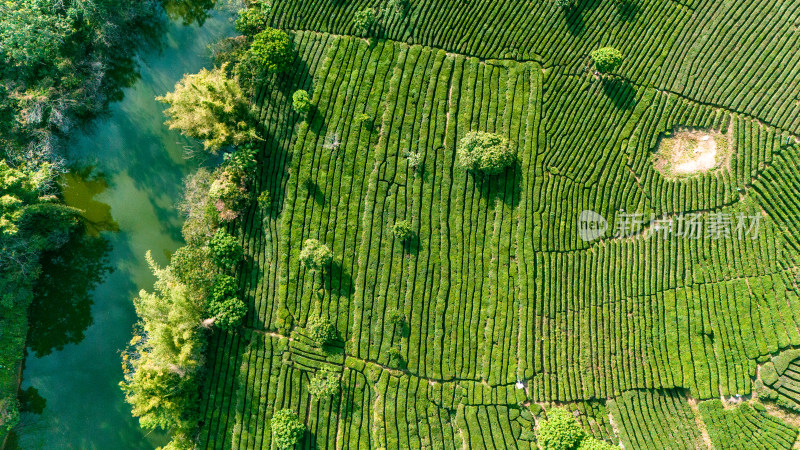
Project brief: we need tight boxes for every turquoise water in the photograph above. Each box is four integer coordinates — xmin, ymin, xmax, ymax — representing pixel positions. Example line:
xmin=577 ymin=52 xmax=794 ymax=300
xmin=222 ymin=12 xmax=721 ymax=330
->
xmin=17 ymin=11 xmax=232 ymax=450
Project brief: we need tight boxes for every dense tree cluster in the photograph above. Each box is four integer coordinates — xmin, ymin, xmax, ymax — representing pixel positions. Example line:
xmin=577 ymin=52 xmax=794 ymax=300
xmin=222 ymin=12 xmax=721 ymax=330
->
xmin=308 ymin=368 xmax=341 ymax=399
xmin=0 ymin=161 xmax=81 ymax=437
xmin=307 ymin=316 xmax=338 ymax=347
xmin=537 ymin=408 xmax=616 ymax=450
xmin=271 ymin=409 xmax=305 ymax=449
xmin=590 ymin=47 xmax=624 ymax=74
xmin=157 ymin=66 xmax=259 ymax=153
xmin=391 ymin=219 xmax=415 ymax=242
xmin=457 ymin=131 xmax=515 ymax=175
xmin=0 ymin=0 xmax=172 ymax=163
xmin=299 ymin=238 xmax=333 ymax=272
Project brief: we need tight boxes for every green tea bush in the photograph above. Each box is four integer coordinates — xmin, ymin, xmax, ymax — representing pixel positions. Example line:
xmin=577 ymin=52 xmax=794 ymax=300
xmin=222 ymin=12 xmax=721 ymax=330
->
xmin=457 ymin=131 xmax=515 ymax=175
xmin=257 ymin=190 xmax=272 ymax=211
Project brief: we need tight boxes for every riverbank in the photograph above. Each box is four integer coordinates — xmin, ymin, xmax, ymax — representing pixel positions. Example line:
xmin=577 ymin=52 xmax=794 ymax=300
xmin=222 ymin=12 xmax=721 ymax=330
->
xmin=15 ymin=11 xmax=234 ymax=449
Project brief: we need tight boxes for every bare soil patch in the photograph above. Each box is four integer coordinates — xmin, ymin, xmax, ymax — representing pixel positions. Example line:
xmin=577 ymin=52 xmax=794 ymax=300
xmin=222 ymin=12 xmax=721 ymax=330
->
xmin=653 ymin=127 xmax=732 ymax=178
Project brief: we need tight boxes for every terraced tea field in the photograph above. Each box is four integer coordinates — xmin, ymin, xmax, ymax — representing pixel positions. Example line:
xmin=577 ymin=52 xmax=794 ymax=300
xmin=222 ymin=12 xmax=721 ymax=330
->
xmin=197 ymin=1 xmax=800 ymax=448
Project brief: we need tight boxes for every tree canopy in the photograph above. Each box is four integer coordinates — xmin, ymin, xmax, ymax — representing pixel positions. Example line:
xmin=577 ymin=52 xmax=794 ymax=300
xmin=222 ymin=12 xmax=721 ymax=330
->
xmin=457 ymin=131 xmax=515 ymax=175
xmin=590 ymin=47 xmax=624 ymax=74
xmin=271 ymin=409 xmax=305 ymax=449
xmin=157 ymin=65 xmax=258 ymax=153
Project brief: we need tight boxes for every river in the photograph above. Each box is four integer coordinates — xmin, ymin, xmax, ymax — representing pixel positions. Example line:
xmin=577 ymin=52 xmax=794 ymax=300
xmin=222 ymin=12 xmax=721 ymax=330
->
xmin=15 ymin=10 xmax=233 ymax=450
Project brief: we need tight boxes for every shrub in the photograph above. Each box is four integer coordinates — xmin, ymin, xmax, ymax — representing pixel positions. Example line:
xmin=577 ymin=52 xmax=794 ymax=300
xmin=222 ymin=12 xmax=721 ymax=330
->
xmin=353 ymin=8 xmax=376 ymax=36
xmin=404 ymin=151 xmax=422 ymax=172
xmin=555 ymin=0 xmax=573 ymax=8
xmin=391 ymin=220 xmax=414 ymax=242
xmin=157 ymin=66 xmax=258 ymax=153
xmin=386 ymin=0 xmax=409 ymax=18
xmin=170 ymin=245 xmax=214 ymax=300
xmin=308 ymin=368 xmax=341 ymax=398
xmin=224 ymin=143 xmax=257 ymax=178
xmin=307 ymin=316 xmax=337 ymax=346
xmin=590 ymin=47 xmax=624 ymax=74
xmin=0 ymin=396 xmax=19 ymax=434
xmin=209 ymin=168 xmax=248 ymax=222
xmin=292 ymin=89 xmax=311 ymax=116
xmin=258 ymin=190 xmax=272 ymax=211
xmin=457 ymin=131 xmax=515 ymax=175
xmin=299 ymin=238 xmax=332 ymax=272
xmin=271 ymin=409 xmax=305 ymax=450
xmin=386 ymin=309 xmax=406 ymax=326
xmin=212 ymin=274 xmax=237 ymax=302
xmin=209 ymin=229 xmax=243 ymax=270
xmin=387 ymin=346 xmax=405 ymax=369
xmin=578 ymin=436 xmax=616 ymax=450
xmin=249 ymin=28 xmax=293 ymax=75
xmin=537 ymin=408 xmax=586 ymax=450
xmin=179 ymin=169 xmax=217 ymax=245
xmin=209 ymin=296 xmax=247 ymax=329
xmin=235 ymin=4 xmax=270 ymax=36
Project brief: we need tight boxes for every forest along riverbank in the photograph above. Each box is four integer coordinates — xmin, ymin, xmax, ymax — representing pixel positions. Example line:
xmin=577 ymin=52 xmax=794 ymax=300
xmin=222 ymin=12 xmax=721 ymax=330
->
xmin=11 ymin=11 xmax=233 ymax=450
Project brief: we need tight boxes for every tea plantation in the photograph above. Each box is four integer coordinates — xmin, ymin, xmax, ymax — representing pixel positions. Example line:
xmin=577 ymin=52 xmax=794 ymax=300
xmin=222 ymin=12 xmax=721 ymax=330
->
xmin=196 ymin=0 xmax=800 ymax=448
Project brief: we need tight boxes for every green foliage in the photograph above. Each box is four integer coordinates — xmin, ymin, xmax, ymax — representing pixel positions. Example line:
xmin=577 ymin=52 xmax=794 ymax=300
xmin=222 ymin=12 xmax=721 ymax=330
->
xmin=157 ymin=66 xmax=258 ymax=153
xmin=457 ymin=131 xmax=515 ymax=175
xmin=386 ymin=309 xmax=406 ymax=326
xmin=353 ymin=8 xmax=376 ymax=36
xmin=271 ymin=409 xmax=305 ymax=449
xmin=0 ymin=396 xmax=19 ymax=435
xmin=212 ymin=274 xmax=238 ymax=302
xmin=120 ymin=252 xmax=204 ymax=432
xmin=224 ymin=143 xmax=258 ymax=178
xmin=386 ymin=346 xmax=406 ymax=369
xmin=299 ymin=238 xmax=333 ymax=272
xmin=170 ymin=245 xmax=214 ymax=300
xmin=209 ymin=168 xmax=248 ymax=222
xmin=578 ymin=437 xmax=616 ymax=450
xmin=307 ymin=316 xmax=337 ymax=346
xmin=209 ymin=229 xmax=243 ymax=270
xmin=0 ymin=160 xmax=50 ymax=235
xmin=235 ymin=4 xmax=271 ymax=36
xmin=308 ymin=368 xmax=340 ymax=399
xmin=537 ymin=408 xmax=586 ymax=450
xmin=249 ymin=28 xmax=294 ymax=75
xmin=386 ymin=0 xmax=409 ymax=18
xmin=590 ymin=47 xmax=624 ymax=74
xmin=258 ymin=190 xmax=272 ymax=210
xmin=292 ymin=90 xmax=311 ymax=116
xmin=0 ymin=1 xmax=71 ymax=74
xmin=209 ymin=296 xmax=247 ymax=329
xmin=391 ymin=220 xmax=414 ymax=242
